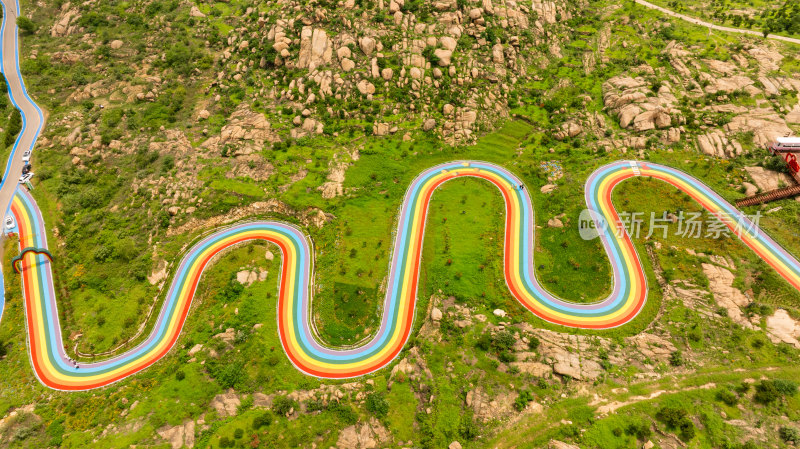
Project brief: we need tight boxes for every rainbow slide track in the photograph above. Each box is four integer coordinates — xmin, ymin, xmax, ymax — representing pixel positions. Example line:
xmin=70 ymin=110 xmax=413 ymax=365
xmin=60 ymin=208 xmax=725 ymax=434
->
xmin=10 ymin=160 xmax=800 ymax=391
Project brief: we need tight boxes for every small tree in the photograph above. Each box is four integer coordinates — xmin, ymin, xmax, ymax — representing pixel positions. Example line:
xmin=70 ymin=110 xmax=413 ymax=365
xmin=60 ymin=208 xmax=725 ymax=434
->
xmin=17 ymin=16 xmax=35 ymax=35
xmin=754 ymin=380 xmax=781 ymax=404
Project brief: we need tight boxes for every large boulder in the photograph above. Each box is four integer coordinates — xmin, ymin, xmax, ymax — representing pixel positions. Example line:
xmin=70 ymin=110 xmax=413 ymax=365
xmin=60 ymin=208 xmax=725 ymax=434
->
xmin=440 ymin=36 xmax=457 ymax=51
xmin=359 ymin=36 xmax=376 ymax=55
xmin=297 ymin=27 xmax=332 ymax=71
xmin=357 ymin=80 xmax=375 ymax=96
xmin=434 ymin=49 xmax=453 ymax=66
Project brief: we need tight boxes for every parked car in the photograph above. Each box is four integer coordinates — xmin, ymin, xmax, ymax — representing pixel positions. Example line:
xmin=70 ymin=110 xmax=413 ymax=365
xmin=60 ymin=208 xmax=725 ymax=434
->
xmin=22 ymin=150 xmax=31 ymax=163
xmin=19 ymin=172 xmax=33 ymax=183
xmin=5 ymin=216 xmax=14 ymax=230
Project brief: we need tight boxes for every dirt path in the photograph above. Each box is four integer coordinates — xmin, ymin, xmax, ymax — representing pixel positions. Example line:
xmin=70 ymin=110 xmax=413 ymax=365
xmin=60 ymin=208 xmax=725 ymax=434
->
xmin=634 ymin=0 xmax=800 ymax=46
xmin=593 ymin=382 xmax=717 ymax=415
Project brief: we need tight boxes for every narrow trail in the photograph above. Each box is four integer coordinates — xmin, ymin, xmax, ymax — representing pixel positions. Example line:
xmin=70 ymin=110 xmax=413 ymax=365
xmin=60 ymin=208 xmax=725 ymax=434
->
xmin=634 ymin=0 xmax=800 ymax=46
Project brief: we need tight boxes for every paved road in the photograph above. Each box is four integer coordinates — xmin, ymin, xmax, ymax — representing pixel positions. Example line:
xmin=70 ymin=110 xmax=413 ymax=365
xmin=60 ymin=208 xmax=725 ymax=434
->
xmin=0 ymin=0 xmax=45 ymax=223
xmin=635 ymin=0 xmax=800 ymax=46
xmin=0 ymin=0 xmax=46 ymax=325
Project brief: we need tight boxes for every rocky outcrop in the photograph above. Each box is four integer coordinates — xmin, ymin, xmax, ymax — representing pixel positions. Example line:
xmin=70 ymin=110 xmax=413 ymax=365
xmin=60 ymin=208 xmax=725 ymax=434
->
xmin=236 ymin=268 xmax=268 ymax=285
xmin=766 ymin=309 xmax=800 ymax=348
xmin=443 ymin=107 xmax=478 ymax=142
xmin=167 ymin=198 xmax=333 ymax=237
xmin=318 ymin=149 xmax=359 ymax=199
xmin=50 ymin=5 xmax=81 ymax=37
xmin=389 ymin=347 xmax=433 ymax=383
xmin=724 ymin=107 xmax=794 ymax=149
xmin=466 ymin=386 xmax=517 ymax=423
xmin=210 ymin=390 xmax=241 ymax=417
xmin=744 ymin=166 xmax=793 ymax=192
xmin=554 ymin=121 xmax=582 ymax=140
xmin=602 ymin=76 xmax=680 ymax=133
xmin=202 ymin=104 xmax=277 ymax=158
xmin=704 ymin=75 xmax=758 ymax=95
xmin=335 ymin=418 xmax=391 ymax=449
xmin=551 ymin=350 xmax=603 ymax=380
xmin=696 ymin=130 xmax=743 ymax=159
xmin=702 ymin=263 xmax=754 ymax=329
xmin=549 ymin=441 xmax=580 ymax=449
xmin=157 ymin=420 xmax=195 ymax=449
xmin=625 ymin=333 xmax=677 ymax=362
xmin=531 ymin=1 xmax=569 ymax=24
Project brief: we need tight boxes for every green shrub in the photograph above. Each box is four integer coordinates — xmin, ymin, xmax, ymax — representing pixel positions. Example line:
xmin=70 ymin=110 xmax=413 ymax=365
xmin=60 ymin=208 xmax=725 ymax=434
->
xmin=305 ymin=398 xmax=325 ymax=412
xmin=212 ymin=362 xmax=244 ymax=389
xmin=656 ymin=406 xmax=688 ymax=428
xmin=46 ymin=419 xmax=65 ymax=447
xmin=175 ymin=370 xmax=185 ymax=381
xmin=422 ymin=46 xmax=439 ymax=65
xmin=459 ymin=411 xmax=479 ymax=440
xmin=252 ymin=412 xmax=272 ymax=429
xmin=492 ymin=331 xmax=516 ymax=352
xmin=754 ymin=380 xmax=781 ymax=404
xmin=475 ymin=333 xmax=492 ymax=351
xmin=327 ymin=401 xmax=358 ymax=425
xmin=366 ymin=393 xmax=389 ymax=417
xmin=715 ymin=388 xmax=738 ymax=406
xmin=656 ymin=405 xmax=695 ymax=440
xmin=669 ymin=350 xmax=683 ymax=366
xmin=527 ymin=335 xmax=541 ymax=350
xmin=772 ymin=379 xmax=798 ymax=396
xmin=272 ymin=396 xmax=297 ymax=416
xmin=233 ymin=428 xmax=244 ymax=439
xmin=4 ymin=109 xmax=21 ymax=148
xmin=498 ymin=351 xmax=516 ymax=363
xmin=779 ymin=426 xmax=800 ymax=443
xmin=514 ymin=389 xmax=534 ymax=411
xmin=678 ymin=419 xmax=695 ymax=440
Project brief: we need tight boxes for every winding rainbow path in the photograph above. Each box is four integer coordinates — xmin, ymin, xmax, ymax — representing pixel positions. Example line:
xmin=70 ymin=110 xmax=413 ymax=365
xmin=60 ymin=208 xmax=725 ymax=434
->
xmin=10 ymin=160 xmax=800 ymax=390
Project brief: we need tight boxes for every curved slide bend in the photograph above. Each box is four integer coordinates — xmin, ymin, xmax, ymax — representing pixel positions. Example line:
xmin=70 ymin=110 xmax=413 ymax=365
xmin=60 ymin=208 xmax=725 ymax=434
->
xmin=11 ymin=160 xmax=800 ymax=391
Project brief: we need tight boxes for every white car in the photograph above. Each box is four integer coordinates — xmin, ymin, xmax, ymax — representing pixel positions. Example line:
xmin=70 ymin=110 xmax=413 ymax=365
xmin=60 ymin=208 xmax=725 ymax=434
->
xmin=5 ymin=216 xmax=14 ymax=230
xmin=22 ymin=150 xmax=31 ymax=163
xmin=19 ymin=172 xmax=33 ymax=183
